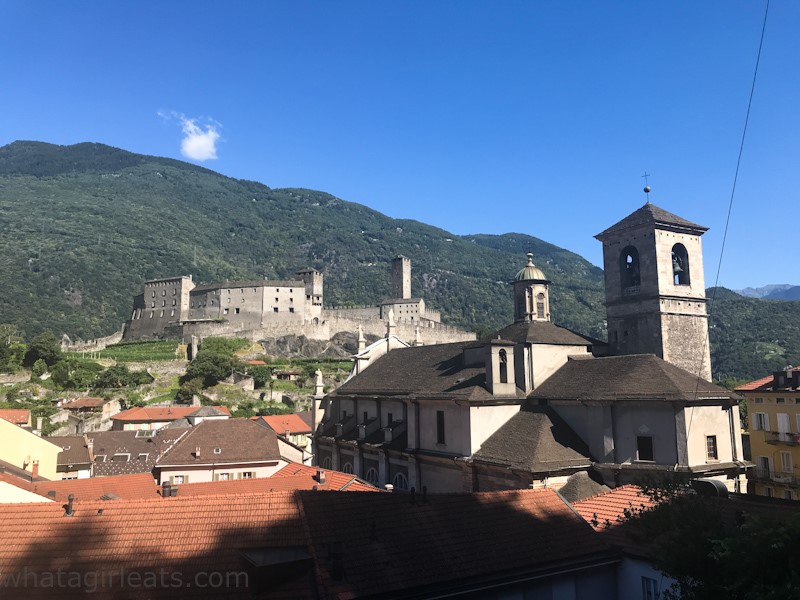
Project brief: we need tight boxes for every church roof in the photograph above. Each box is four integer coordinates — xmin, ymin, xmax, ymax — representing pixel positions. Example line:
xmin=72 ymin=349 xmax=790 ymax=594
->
xmin=514 ymin=253 xmax=548 ymax=282
xmin=595 ymin=202 xmax=708 ymax=239
xmin=530 ymin=354 xmax=738 ymax=403
xmin=493 ymin=321 xmax=603 ymax=347
xmin=472 ymin=405 xmax=591 ymax=473
xmin=330 ymin=342 xmax=525 ymax=401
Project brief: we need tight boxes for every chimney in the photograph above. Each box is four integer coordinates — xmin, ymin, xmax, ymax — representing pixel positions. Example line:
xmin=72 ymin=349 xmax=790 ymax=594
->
xmin=194 ymin=447 xmax=201 ymax=459
xmin=317 ymin=469 xmax=327 ymax=485
xmin=285 ymin=429 xmax=291 ymax=439
xmin=384 ymin=484 xmax=394 ymax=493
xmin=36 ymin=417 xmax=44 ymax=433
xmin=162 ymin=482 xmax=172 ymax=498
xmin=31 ymin=460 xmax=39 ymax=480
xmin=64 ymin=494 xmax=75 ymax=517
xmin=383 ymin=427 xmax=393 ymax=443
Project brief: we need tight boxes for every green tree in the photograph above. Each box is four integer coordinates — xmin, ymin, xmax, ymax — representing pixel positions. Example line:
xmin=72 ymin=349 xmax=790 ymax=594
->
xmin=31 ymin=359 xmax=48 ymax=377
xmin=24 ymin=331 xmax=62 ymax=367
xmin=51 ymin=359 xmax=101 ymax=390
xmin=183 ymin=352 xmax=234 ymax=387
xmin=176 ymin=377 xmax=204 ymax=404
xmin=247 ymin=365 xmax=274 ymax=388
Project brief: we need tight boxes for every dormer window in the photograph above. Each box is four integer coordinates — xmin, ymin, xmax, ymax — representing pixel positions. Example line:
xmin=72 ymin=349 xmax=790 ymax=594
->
xmin=214 ymin=448 xmax=222 ymax=454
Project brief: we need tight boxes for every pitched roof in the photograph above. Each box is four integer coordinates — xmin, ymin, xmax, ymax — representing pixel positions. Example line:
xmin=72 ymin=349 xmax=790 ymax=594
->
xmin=300 ymin=488 xmax=615 ymax=598
xmin=252 ymin=413 xmax=312 ymax=435
xmin=331 ymin=341 xmax=525 ymax=401
xmin=190 ymin=279 xmax=304 ymax=293
xmin=111 ymin=405 xmax=230 ymax=422
xmin=735 ymin=366 xmax=800 ymax=392
xmin=531 ymin=354 xmax=738 ymax=402
xmin=43 ymin=436 xmax=91 ymax=467
xmin=472 ymin=405 xmax=591 ymax=472
xmin=0 ymin=492 xmax=309 ymax=599
xmin=557 ymin=471 xmax=611 ymax=504
xmin=173 ymin=464 xmax=377 ymax=495
xmin=29 ymin=473 xmax=158 ymax=503
xmin=595 ymin=202 xmax=708 ymax=239
xmin=86 ymin=428 xmax=189 ymax=476
xmin=493 ymin=321 xmax=602 ymax=347
xmin=156 ymin=419 xmax=281 ymax=466
xmin=0 ymin=409 xmax=30 ymax=425
xmin=59 ymin=397 xmax=107 ymax=409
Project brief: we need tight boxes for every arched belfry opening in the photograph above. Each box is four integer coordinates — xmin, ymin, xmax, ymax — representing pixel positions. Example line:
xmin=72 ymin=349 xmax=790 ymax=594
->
xmin=619 ymin=246 xmax=640 ymax=293
xmin=499 ymin=349 xmax=508 ymax=383
xmin=671 ymin=243 xmax=690 ymax=285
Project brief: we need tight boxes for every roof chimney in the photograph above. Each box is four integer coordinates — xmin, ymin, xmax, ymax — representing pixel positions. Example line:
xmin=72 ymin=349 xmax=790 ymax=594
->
xmin=194 ymin=447 xmax=201 ymax=459
xmin=162 ymin=482 xmax=172 ymax=498
xmin=774 ymin=370 xmax=788 ymax=388
xmin=384 ymin=483 xmax=394 ymax=493
xmin=31 ymin=460 xmax=39 ymax=480
xmin=36 ymin=416 xmax=44 ymax=434
xmin=64 ymin=494 xmax=75 ymax=517
xmin=317 ymin=469 xmax=327 ymax=485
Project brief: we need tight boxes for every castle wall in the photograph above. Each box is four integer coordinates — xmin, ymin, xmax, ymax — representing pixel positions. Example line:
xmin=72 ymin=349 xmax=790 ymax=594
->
xmin=125 ymin=277 xmax=193 ymax=340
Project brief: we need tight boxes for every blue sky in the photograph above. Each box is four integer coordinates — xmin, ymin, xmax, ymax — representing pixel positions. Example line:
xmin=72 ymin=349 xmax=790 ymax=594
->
xmin=2 ymin=1 xmax=796 ymax=290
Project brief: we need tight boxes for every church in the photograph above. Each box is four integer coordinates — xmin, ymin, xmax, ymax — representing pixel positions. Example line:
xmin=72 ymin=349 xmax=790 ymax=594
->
xmin=313 ymin=203 xmax=748 ymax=495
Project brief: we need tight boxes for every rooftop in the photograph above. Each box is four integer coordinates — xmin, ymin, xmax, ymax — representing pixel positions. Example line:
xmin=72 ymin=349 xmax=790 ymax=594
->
xmin=156 ymin=419 xmax=281 ymax=466
xmin=595 ymin=202 xmax=708 ymax=239
xmin=0 ymin=409 xmax=30 ymax=425
xmin=252 ymin=413 xmax=312 ymax=435
xmin=29 ymin=473 xmax=158 ymax=503
xmin=112 ymin=405 xmax=231 ymax=422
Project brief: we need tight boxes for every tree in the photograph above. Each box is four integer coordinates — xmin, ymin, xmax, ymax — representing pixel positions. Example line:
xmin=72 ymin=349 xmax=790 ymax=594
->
xmin=31 ymin=359 xmax=48 ymax=377
xmin=51 ymin=359 xmax=101 ymax=390
xmin=183 ymin=352 xmax=234 ymax=387
xmin=24 ymin=331 xmax=62 ymax=367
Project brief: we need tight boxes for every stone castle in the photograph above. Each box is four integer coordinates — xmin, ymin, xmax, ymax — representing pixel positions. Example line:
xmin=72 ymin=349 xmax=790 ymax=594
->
xmin=123 ymin=256 xmax=475 ymax=347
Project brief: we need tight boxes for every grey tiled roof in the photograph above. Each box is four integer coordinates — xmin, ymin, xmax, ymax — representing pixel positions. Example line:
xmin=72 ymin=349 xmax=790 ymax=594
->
xmin=530 ymin=354 xmax=738 ymax=402
xmin=595 ymin=202 xmax=707 ymax=238
xmin=190 ymin=279 xmax=304 ymax=293
xmin=331 ymin=342 xmax=524 ymax=401
xmin=472 ymin=405 xmax=591 ymax=473
xmin=44 ymin=436 xmax=91 ymax=468
xmin=557 ymin=471 xmax=610 ymax=504
xmin=492 ymin=321 xmax=603 ymax=347
xmin=88 ymin=429 xmax=189 ymax=476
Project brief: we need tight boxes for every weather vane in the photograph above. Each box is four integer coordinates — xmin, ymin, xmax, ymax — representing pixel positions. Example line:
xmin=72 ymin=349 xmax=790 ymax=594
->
xmin=641 ymin=172 xmax=651 ymax=201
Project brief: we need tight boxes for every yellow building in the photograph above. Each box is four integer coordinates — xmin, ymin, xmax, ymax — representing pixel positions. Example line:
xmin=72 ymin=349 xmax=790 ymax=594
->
xmin=0 ymin=417 xmax=61 ymax=481
xmin=738 ymin=367 xmax=800 ymax=500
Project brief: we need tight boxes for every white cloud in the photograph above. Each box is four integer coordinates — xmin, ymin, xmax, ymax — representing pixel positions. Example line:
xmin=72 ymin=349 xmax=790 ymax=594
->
xmin=159 ymin=111 xmax=222 ymax=161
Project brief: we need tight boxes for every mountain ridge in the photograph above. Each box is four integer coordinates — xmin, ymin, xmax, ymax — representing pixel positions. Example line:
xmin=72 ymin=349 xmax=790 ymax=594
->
xmin=0 ymin=140 xmax=797 ymax=380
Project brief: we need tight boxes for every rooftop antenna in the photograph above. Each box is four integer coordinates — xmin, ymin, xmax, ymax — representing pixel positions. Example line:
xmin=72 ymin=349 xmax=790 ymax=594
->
xmin=641 ymin=172 xmax=652 ymax=202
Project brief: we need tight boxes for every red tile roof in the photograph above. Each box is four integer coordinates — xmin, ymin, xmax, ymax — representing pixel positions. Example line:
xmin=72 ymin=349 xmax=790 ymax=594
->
xmin=735 ymin=367 xmax=800 ymax=392
xmin=300 ymin=488 xmax=615 ymax=598
xmin=251 ymin=413 xmax=312 ymax=435
xmin=573 ymin=485 xmax=657 ymax=529
xmin=0 ymin=409 xmax=31 ymax=425
xmin=29 ymin=473 xmax=158 ymax=503
xmin=0 ymin=493 xmax=309 ymax=599
xmin=172 ymin=467 xmax=378 ymax=496
xmin=112 ymin=405 xmax=231 ymax=422
xmin=59 ymin=397 xmax=107 ymax=409
xmin=244 ymin=360 xmax=266 ymax=365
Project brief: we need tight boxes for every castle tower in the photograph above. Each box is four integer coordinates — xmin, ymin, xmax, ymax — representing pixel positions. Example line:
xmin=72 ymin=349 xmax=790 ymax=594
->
xmin=391 ymin=256 xmax=411 ymax=299
xmin=512 ymin=253 xmax=551 ymax=323
xmin=595 ymin=202 xmax=712 ymax=381
xmin=296 ymin=268 xmax=324 ymax=323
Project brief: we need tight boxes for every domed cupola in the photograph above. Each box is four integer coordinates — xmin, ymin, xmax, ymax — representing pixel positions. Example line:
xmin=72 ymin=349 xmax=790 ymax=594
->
xmin=512 ymin=253 xmax=551 ymax=322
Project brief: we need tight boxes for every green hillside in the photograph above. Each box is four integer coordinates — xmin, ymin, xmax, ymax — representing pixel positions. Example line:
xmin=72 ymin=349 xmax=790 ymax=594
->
xmin=0 ymin=141 xmax=797 ymax=380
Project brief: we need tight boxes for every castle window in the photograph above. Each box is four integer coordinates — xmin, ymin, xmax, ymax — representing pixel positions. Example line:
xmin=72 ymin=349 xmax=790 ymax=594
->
xmin=151 ymin=301 xmax=155 ymax=308
xmin=289 ymin=307 xmax=295 ymax=313
xmin=223 ymin=308 xmax=228 ymax=315
xmin=149 ymin=311 xmax=154 ymax=318
xmin=499 ymin=349 xmax=508 ymax=384
xmin=536 ymin=293 xmax=545 ymax=319
xmin=159 ymin=310 xmax=164 ymax=317
xmin=152 ymin=291 xmax=155 ymax=298
xmin=275 ymin=297 xmax=279 ymax=303
xmin=170 ymin=309 xmax=175 ymax=317
xmin=162 ymin=290 xmax=166 ymax=296
xmin=235 ymin=308 xmax=240 ymax=314
xmin=273 ymin=307 xmax=278 ymax=312
xmin=620 ymin=246 xmax=641 ymax=293
xmin=671 ymin=243 xmax=690 ymax=285
xmin=162 ymin=300 xmax=166 ymax=307
xmin=172 ymin=299 xmax=176 ymax=306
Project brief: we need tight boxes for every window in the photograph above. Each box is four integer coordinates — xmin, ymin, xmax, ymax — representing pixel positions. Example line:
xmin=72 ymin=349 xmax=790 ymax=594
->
xmin=436 ymin=410 xmax=446 ymax=445
xmin=342 ymin=462 xmax=353 ymax=474
xmin=219 ymin=473 xmax=230 ymax=481
xmin=365 ymin=468 xmax=378 ymax=485
xmin=322 ymin=456 xmax=332 ymax=469
xmin=386 ymin=412 xmax=393 ymax=426
xmin=94 ymin=455 xmax=106 ymax=463
xmin=214 ymin=448 xmax=221 ymax=454
xmin=151 ymin=301 xmax=155 ymax=308
xmin=363 ymin=411 xmax=369 ymax=424
xmin=706 ymin=435 xmax=718 ymax=461
xmin=162 ymin=290 xmax=166 ymax=296
xmin=172 ymin=299 xmax=176 ymax=306
xmin=289 ymin=307 xmax=295 ymax=313
xmin=671 ymin=243 xmax=690 ymax=285
xmin=170 ymin=309 xmax=175 ymax=317
xmin=781 ymin=451 xmax=793 ymax=474
xmin=777 ymin=398 xmax=786 ymax=404
xmin=137 ymin=453 xmax=148 ymax=461
xmin=172 ymin=475 xmax=185 ymax=484
xmin=159 ymin=310 xmax=164 ymax=317
xmin=499 ymin=349 xmax=508 ymax=384
xmin=536 ymin=293 xmax=545 ymax=319
xmin=273 ymin=307 xmax=279 ymax=312
xmin=637 ymin=436 xmax=654 ymax=461
xmin=765 ymin=487 xmax=774 ymax=498
xmin=240 ymin=472 xmax=253 ymax=479
xmin=111 ymin=454 xmax=130 ymax=462
xmin=620 ymin=246 xmax=641 ymax=292
xmin=275 ymin=297 xmax=279 ymax=302
xmin=162 ymin=299 xmax=166 ymax=307
xmin=753 ymin=412 xmax=769 ymax=431
xmin=235 ymin=308 xmax=240 ymax=314
xmin=392 ymin=472 xmax=409 ymax=491
xmin=755 ymin=397 xmax=763 ymax=403
xmin=151 ymin=291 xmax=155 ymax=298
xmin=785 ymin=490 xmax=793 ymax=500
xmin=223 ymin=308 xmax=229 ymax=315
xmin=642 ymin=576 xmax=659 ymax=600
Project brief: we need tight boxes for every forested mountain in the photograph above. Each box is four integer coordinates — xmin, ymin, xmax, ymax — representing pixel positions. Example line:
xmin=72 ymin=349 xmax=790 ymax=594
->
xmin=0 ymin=141 xmax=797 ymax=380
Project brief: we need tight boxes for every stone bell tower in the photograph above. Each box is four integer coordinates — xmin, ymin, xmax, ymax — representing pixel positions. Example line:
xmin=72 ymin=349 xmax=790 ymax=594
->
xmin=513 ymin=253 xmax=551 ymax=323
xmin=595 ymin=202 xmax=712 ymax=381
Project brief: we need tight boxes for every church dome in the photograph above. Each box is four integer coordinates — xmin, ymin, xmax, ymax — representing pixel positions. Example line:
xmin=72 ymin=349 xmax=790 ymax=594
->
xmin=514 ymin=253 xmax=548 ymax=282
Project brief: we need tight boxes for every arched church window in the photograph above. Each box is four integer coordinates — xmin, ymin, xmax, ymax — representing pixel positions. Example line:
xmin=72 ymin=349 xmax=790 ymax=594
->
xmin=620 ymin=246 xmax=641 ymax=293
xmin=499 ymin=349 xmax=508 ymax=384
xmin=393 ymin=472 xmax=409 ymax=491
xmin=671 ymin=243 xmax=690 ymax=285
xmin=342 ymin=462 xmax=353 ymax=474
xmin=365 ymin=468 xmax=378 ymax=485
xmin=536 ymin=293 xmax=545 ymax=319
xmin=321 ymin=456 xmax=332 ymax=469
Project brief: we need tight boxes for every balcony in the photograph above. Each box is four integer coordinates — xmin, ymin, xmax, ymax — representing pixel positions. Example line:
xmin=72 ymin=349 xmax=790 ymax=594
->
xmin=764 ymin=431 xmax=800 ymax=446
xmin=752 ymin=467 xmax=800 ymax=487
